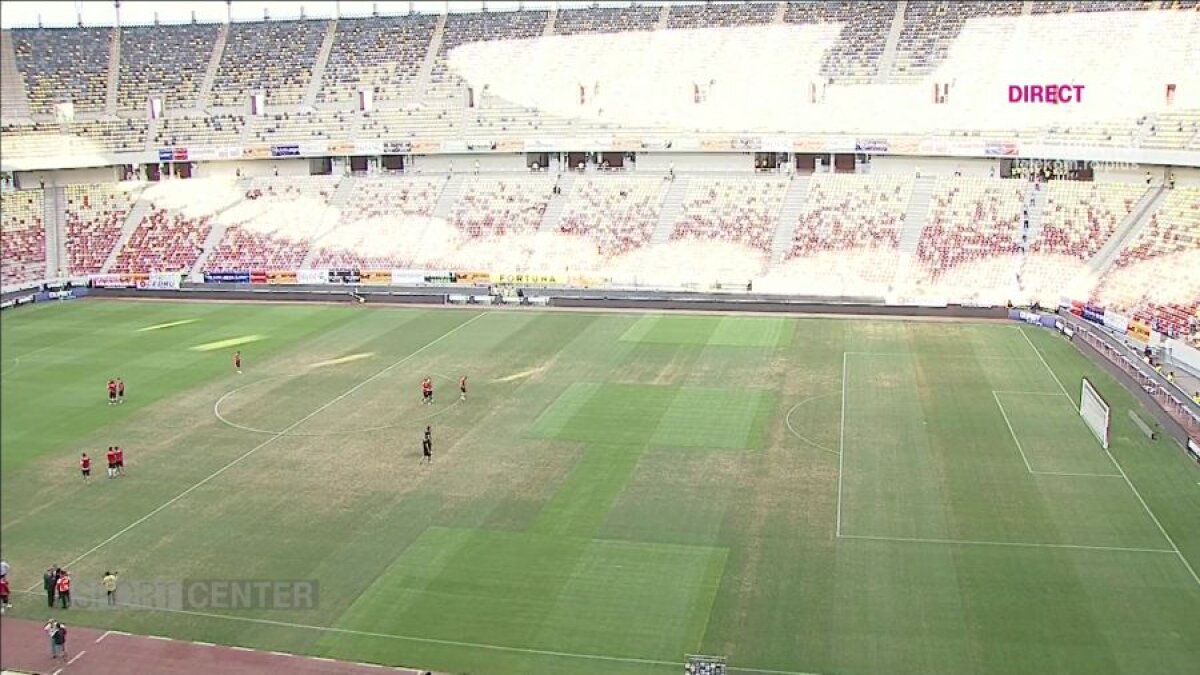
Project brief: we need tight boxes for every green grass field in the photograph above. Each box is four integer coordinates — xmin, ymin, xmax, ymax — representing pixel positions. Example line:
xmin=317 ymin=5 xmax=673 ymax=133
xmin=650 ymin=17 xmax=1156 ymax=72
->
xmin=2 ymin=300 xmax=1198 ymax=674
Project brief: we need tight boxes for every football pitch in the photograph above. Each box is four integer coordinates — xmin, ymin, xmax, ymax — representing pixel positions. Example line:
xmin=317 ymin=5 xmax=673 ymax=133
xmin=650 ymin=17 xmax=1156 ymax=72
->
xmin=1 ymin=300 xmax=1198 ymax=674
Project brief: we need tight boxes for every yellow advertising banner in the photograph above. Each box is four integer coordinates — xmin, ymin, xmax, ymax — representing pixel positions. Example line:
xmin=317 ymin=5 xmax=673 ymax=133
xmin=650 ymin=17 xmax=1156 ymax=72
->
xmin=700 ymin=137 xmax=732 ymax=151
xmin=888 ymin=137 xmax=922 ymax=155
xmin=327 ymin=141 xmax=355 ymax=156
xmin=241 ymin=145 xmax=271 ymax=159
xmin=493 ymin=273 xmax=562 ymax=286
xmin=568 ymin=275 xmax=610 ymax=288
xmin=454 ymin=271 xmax=492 ymax=284
xmin=411 ymin=140 xmax=440 ymax=154
xmin=496 ymin=139 xmax=524 ymax=153
xmin=360 ymin=270 xmax=393 ymax=284
xmin=1127 ymin=321 xmax=1151 ymax=343
xmin=792 ymin=136 xmax=825 ymax=152
xmin=266 ymin=270 xmax=298 ymax=284
xmin=612 ymin=137 xmax=641 ymax=152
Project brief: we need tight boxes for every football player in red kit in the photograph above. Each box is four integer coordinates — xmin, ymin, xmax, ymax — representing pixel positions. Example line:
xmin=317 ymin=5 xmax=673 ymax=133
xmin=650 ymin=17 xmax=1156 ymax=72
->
xmin=459 ymin=376 xmax=467 ymax=401
xmin=234 ymin=351 xmax=242 ymax=374
xmin=80 ymin=453 xmax=91 ymax=482
xmin=107 ymin=379 xmax=117 ymax=405
xmin=422 ymin=377 xmax=433 ymax=405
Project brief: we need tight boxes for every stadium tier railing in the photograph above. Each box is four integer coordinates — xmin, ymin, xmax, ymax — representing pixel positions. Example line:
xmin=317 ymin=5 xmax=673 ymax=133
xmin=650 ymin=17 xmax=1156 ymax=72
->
xmin=1055 ymin=308 xmax=1200 ymax=443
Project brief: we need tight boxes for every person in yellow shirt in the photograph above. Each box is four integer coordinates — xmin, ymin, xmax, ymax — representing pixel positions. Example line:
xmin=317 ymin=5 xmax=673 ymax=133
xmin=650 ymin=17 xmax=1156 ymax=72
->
xmin=1166 ymin=371 xmax=1176 ymax=385
xmin=102 ymin=571 xmax=117 ymax=607
xmin=1193 ymin=391 xmax=1200 ymax=405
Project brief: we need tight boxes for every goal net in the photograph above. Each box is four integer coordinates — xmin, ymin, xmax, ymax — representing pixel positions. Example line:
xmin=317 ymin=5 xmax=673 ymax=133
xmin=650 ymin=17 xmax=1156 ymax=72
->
xmin=1079 ymin=378 xmax=1111 ymax=449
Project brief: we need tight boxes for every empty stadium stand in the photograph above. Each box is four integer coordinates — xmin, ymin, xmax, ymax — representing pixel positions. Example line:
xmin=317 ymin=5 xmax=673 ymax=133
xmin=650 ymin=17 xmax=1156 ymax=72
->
xmin=1 ymin=189 xmax=45 ymax=285
xmin=64 ymin=183 xmax=139 ymax=275
xmin=557 ymin=175 xmax=667 ymax=257
xmin=1096 ymin=187 xmax=1200 ymax=337
xmin=117 ymin=23 xmax=220 ymax=112
xmin=210 ymin=20 xmax=327 ymax=107
xmin=318 ymin=15 xmax=437 ymax=105
xmin=11 ymin=27 xmax=111 ymax=116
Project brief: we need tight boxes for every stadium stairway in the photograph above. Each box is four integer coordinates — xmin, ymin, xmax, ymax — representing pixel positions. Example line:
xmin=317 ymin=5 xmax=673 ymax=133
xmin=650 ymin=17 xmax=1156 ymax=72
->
xmin=432 ymin=173 xmax=466 ymax=220
xmin=650 ymin=175 xmax=690 ymax=245
xmin=45 ymin=187 xmax=66 ymax=278
xmin=769 ymin=175 xmax=810 ymax=266
xmin=543 ymin=6 xmax=558 ymax=36
xmin=0 ymin=31 xmax=31 ymax=121
xmin=100 ymin=197 xmax=153 ymax=274
xmin=1087 ymin=185 xmax=1167 ymax=277
xmin=891 ymin=175 xmax=934 ymax=294
xmin=773 ymin=2 xmax=787 ymax=24
xmin=1023 ymin=182 xmax=1046 ymax=249
xmin=302 ymin=20 xmax=339 ymax=109
xmin=300 ymin=176 xmax=355 ymax=269
xmin=656 ymin=4 xmax=670 ymax=30
xmin=189 ymin=184 xmax=252 ymax=277
xmin=196 ymin=24 xmax=229 ymax=111
xmin=876 ymin=1 xmax=908 ymax=84
xmin=537 ymin=172 xmax=575 ymax=233
xmin=105 ymin=27 xmax=120 ymax=116
xmin=898 ymin=175 xmax=935 ymax=255
xmin=1022 ymin=1 xmax=1034 ymax=16
xmin=412 ymin=13 xmax=448 ymax=105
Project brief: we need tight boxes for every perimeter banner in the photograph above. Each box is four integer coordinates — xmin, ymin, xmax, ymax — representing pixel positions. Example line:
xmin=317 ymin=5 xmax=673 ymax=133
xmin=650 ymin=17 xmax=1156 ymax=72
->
xmin=266 ymin=270 xmax=298 ymax=284
xmin=328 ymin=269 xmax=361 ymax=284
xmin=204 ymin=271 xmax=250 ymax=284
xmin=90 ymin=273 xmax=131 ymax=288
xmin=360 ymin=270 xmax=392 ymax=285
xmin=454 ymin=271 xmax=491 ymax=284
xmin=492 ymin=273 xmax=562 ymax=286
xmin=137 ymin=272 xmax=182 ymax=290
xmin=297 ymin=269 xmax=328 ymax=285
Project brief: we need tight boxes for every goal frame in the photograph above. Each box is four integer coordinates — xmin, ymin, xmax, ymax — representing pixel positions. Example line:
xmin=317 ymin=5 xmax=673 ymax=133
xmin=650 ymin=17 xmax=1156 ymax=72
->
xmin=1079 ymin=377 xmax=1111 ymax=450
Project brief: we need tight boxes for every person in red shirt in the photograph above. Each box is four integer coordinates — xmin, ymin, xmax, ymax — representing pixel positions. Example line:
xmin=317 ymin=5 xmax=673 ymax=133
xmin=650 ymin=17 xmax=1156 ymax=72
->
xmin=55 ymin=571 xmax=70 ymax=608
xmin=234 ymin=351 xmax=242 ymax=374
xmin=117 ymin=378 xmax=125 ymax=403
xmin=459 ymin=376 xmax=468 ymax=402
xmin=0 ymin=574 xmax=10 ymax=612
xmin=422 ymin=377 xmax=433 ymax=405
xmin=114 ymin=447 xmax=125 ymax=476
xmin=105 ymin=447 xmax=117 ymax=479
xmin=80 ymin=453 xmax=91 ymax=483
xmin=107 ymin=379 xmax=117 ymax=406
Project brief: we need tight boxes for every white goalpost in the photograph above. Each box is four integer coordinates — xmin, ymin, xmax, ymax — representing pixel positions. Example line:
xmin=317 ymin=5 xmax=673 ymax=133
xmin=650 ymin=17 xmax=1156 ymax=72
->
xmin=1079 ymin=378 xmax=1111 ymax=449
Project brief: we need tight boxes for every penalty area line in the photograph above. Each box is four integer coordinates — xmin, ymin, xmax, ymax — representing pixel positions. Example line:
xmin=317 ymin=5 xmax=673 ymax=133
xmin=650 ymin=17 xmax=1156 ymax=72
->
xmin=1019 ymin=327 xmax=1200 ymax=588
xmin=26 ymin=312 xmax=488 ymax=591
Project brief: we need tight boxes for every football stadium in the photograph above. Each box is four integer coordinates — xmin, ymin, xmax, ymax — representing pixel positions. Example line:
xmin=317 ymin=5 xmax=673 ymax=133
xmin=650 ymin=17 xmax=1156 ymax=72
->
xmin=0 ymin=1 xmax=1198 ymax=674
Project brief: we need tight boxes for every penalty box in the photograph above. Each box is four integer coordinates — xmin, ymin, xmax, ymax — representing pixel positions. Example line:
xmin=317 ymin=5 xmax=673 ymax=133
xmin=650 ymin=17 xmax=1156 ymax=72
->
xmin=836 ymin=352 xmax=1167 ymax=550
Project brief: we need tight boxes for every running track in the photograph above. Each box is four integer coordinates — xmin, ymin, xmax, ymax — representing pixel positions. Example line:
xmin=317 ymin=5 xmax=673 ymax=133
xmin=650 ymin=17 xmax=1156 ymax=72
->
xmin=0 ymin=617 xmax=429 ymax=674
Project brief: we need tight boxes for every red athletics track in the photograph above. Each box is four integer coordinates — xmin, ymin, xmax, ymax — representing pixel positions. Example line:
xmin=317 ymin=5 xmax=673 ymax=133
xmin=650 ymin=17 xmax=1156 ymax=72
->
xmin=0 ymin=617 xmax=430 ymax=675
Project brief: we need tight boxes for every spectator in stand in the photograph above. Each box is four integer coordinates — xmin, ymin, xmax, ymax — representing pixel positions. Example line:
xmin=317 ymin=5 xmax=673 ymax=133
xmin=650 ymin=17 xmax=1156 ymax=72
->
xmin=1193 ymin=391 xmax=1199 ymax=404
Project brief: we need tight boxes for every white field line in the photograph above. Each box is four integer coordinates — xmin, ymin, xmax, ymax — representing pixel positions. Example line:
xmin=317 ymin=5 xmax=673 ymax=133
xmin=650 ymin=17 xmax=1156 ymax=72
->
xmin=25 ymin=312 xmax=488 ymax=591
xmin=837 ymin=533 xmax=1177 ymax=554
xmin=9 ymin=589 xmax=821 ymax=675
xmin=66 ymin=650 xmax=87 ymax=664
xmin=842 ymin=351 xmax=1040 ymax=362
xmin=836 ymin=351 xmax=848 ymax=537
xmin=991 ymin=390 xmax=1069 ymax=396
xmin=993 ymin=390 xmax=1120 ymax=477
xmin=992 ymin=391 xmax=1035 ymax=473
xmin=1019 ymin=327 xmax=1200 ymax=587
xmin=784 ymin=393 xmax=839 ymax=455
xmin=1031 ymin=471 xmax=1123 ymax=478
